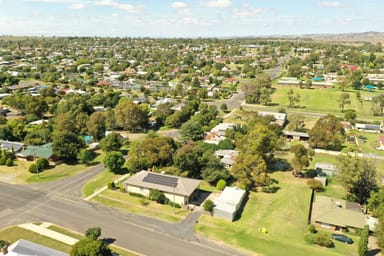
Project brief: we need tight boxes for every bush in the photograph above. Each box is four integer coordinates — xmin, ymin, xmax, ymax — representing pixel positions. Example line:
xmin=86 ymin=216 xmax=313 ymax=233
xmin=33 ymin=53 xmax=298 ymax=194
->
xmin=308 ymin=224 xmax=317 ymax=234
xmin=36 ymin=158 xmax=49 ymax=170
xmin=28 ymin=163 xmax=39 ymax=173
xmin=305 ymin=231 xmax=334 ymax=248
xmin=0 ymin=157 xmax=6 ymax=165
xmin=5 ymin=158 xmax=12 ymax=167
xmin=203 ymin=199 xmax=214 ymax=213
xmin=107 ymin=181 xmax=115 ymax=190
xmin=140 ymin=198 xmax=150 ymax=206
xmin=0 ymin=240 xmax=8 ymax=248
xmin=119 ymin=185 xmax=125 ymax=192
xmin=148 ymin=189 xmax=168 ymax=204
xmin=168 ymin=201 xmax=181 ymax=208
xmin=216 ymin=179 xmax=227 ymax=191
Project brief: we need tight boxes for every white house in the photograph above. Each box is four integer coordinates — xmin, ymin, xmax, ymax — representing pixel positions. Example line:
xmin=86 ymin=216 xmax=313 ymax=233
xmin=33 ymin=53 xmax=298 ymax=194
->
xmin=213 ymin=186 xmax=246 ymax=221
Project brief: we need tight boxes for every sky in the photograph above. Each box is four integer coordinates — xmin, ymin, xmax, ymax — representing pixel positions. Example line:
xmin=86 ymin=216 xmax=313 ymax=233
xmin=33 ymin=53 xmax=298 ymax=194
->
xmin=0 ymin=0 xmax=383 ymax=37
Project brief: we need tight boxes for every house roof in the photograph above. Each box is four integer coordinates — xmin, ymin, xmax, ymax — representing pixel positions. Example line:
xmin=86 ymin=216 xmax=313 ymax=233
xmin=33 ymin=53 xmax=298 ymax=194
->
xmin=3 ymin=239 xmax=68 ymax=256
xmin=282 ymin=130 xmax=309 ymax=138
xmin=312 ymin=195 xmax=365 ymax=229
xmin=315 ymin=162 xmax=337 ymax=171
xmin=17 ymin=143 xmax=53 ymax=159
xmin=0 ymin=140 xmax=25 ymax=152
xmin=123 ymin=170 xmax=201 ymax=197
xmin=214 ymin=186 xmax=246 ymax=213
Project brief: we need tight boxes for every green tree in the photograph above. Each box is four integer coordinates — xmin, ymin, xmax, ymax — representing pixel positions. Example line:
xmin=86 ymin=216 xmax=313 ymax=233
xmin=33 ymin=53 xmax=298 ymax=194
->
xmin=180 ymin=119 xmax=203 ymax=142
xmin=287 ymin=89 xmax=300 ymax=108
xmin=307 ymin=179 xmax=323 ymax=191
xmin=286 ymin=114 xmax=305 ymax=131
xmin=338 ymin=93 xmax=351 ymax=113
xmin=85 ymin=227 xmax=101 ymax=240
xmin=86 ymin=112 xmax=106 ymax=141
xmin=358 ymin=225 xmax=369 ymax=256
xmin=220 ymin=103 xmax=228 ymax=112
xmin=203 ymin=199 xmax=214 ymax=214
xmin=99 ymin=133 xmax=123 ymax=152
xmin=103 ymin=151 xmax=125 ymax=173
xmin=290 ymin=144 xmax=314 ymax=175
xmin=114 ymin=99 xmax=148 ymax=131
xmin=77 ymin=149 xmax=96 ymax=165
xmin=216 ymin=179 xmax=227 ymax=190
xmin=242 ymin=72 xmax=272 ymax=104
xmin=70 ymin=238 xmax=112 ymax=256
xmin=337 ymin=154 xmax=377 ymax=204
xmin=368 ymin=186 xmax=384 ymax=218
xmin=308 ymin=115 xmax=345 ymax=150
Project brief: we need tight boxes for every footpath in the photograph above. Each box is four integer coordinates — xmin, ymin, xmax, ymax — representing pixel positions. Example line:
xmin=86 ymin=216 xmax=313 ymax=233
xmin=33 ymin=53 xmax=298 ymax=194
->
xmin=18 ymin=223 xmax=78 ymax=245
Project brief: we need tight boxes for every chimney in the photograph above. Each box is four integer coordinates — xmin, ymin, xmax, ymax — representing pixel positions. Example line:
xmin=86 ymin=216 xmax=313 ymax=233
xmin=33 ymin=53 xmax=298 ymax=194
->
xmin=1 ymin=245 xmax=8 ymax=255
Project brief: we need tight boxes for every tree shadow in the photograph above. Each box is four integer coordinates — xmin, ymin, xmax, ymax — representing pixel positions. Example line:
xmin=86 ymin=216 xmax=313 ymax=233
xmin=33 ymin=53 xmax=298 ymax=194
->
xmin=101 ymin=238 xmax=116 ymax=245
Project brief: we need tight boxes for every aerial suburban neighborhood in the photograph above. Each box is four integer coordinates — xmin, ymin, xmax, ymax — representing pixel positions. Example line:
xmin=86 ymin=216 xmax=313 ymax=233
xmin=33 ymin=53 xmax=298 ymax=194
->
xmin=1 ymin=1 xmax=384 ymax=256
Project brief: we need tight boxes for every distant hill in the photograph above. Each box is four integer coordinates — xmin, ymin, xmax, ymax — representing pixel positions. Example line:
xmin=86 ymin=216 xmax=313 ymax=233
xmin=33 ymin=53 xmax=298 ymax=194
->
xmin=301 ymin=31 xmax=384 ymax=43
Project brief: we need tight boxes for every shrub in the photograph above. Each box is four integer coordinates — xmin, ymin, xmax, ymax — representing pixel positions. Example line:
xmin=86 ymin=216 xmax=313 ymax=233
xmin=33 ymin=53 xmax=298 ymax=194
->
xmin=358 ymin=225 xmax=369 ymax=256
xmin=148 ymin=189 xmax=168 ymax=204
xmin=0 ymin=157 xmax=6 ymax=165
xmin=203 ymin=199 xmax=214 ymax=213
xmin=107 ymin=181 xmax=115 ymax=190
xmin=5 ymin=158 xmax=12 ymax=167
xmin=305 ymin=231 xmax=334 ymax=248
xmin=216 ymin=179 xmax=227 ymax=191
xmin=168 ymin=201 xmax=181 ymax=208
xmin=119 ymin=185 xmax=125 ymax=192
xmin=308 ymin=224 xmax=317 ymax=234
xmin=36 ymin=158 xmax=49 ymax=170
xmin=28 ymin=163 xmax=39 ymax=173
xmin=0 ymin=240 xmax=8 ymax=248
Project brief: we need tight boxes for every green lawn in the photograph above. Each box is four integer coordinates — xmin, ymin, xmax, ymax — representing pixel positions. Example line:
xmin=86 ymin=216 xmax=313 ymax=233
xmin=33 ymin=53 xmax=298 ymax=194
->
xmin=0 ymin=226 xmax=71 ymax=253
xmin=93 ymin=189 xmax=188 ymax=222
xmin=270 ymin=86 xmax=383 ymax=121
xmin=82 ymin=170 xmax=121 ymax=197
xmin=195 ymin=172 xmax=358 ymax=256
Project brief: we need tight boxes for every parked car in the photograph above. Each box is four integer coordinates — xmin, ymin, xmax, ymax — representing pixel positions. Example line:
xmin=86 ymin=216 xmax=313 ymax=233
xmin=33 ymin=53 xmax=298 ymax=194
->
xmin=331 ymin=234 xmax=353 ymax=244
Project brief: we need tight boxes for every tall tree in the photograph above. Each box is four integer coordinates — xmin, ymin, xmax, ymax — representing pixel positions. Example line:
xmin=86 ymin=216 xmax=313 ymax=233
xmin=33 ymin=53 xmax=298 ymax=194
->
xmin=287 ymin=89 xmax=301 ymax=108
xmin=336 ymin=154 xmax=377 ymax=205
xmin=87 ymin=112 xmax=106 ymax=141
xmin=103 ymin=151 xmax=125 ymax=173
xmin=308 ymin=115 xmax=345 ymax=150
xmin=114 ymin=99 xmax=148 ymax=131
xmin=338 ymin=93 xmax=351 ymax=113
xmin=241 ymin=72 xmax=272 ymax=104
xmin=290 ymin=144 xmax=314 ymax=175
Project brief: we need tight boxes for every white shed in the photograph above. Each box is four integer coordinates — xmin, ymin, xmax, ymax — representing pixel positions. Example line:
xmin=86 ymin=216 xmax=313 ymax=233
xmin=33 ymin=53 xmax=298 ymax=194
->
xmin=213 ymin=186 xmax=246 ymax=221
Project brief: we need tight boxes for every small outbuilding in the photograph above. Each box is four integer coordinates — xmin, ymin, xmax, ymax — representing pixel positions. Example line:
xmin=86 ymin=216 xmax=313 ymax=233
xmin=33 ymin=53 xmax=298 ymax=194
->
xmin=213 ymin=186 xmax=246 ymax=221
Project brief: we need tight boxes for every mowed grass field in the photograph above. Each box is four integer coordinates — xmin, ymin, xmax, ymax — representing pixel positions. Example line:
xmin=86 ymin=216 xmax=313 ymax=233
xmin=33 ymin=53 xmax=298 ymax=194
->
xmin=271 ymin=86 xmax=383 ymax=121
xmin=195 ymin=171 xmax=359 ymax=256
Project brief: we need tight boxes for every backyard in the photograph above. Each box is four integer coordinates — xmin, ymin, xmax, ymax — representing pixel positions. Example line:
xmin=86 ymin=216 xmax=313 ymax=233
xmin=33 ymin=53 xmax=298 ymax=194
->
xmin=195 ymin=171 xmax=359 ymax=256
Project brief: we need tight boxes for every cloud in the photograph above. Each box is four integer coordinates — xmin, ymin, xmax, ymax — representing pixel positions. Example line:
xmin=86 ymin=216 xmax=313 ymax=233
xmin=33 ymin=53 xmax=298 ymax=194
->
xmin=202 ymin=0 xmax=231 ymax=8
xmin=24 ymin=0 xmax=76 ymax=2
xmin=319 ymin=1 xmax=346 ymax=8
xmin=171 ymin=1 xmax=187 ymax=9
xmin=233 ymin=5 xmax=266 ymax=18
xmin=69 ymin=3 xmax=85 ymax=9
xmin=95 ymin=0 xmax=142 ymax=13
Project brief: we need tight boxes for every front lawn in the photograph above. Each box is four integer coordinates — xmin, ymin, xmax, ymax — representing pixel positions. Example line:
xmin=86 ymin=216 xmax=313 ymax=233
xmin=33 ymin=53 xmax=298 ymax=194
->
xmin=195 ymin=171 xmax=358 ymax=256
xmin=82 ymin=170 xmax=121 ymax=197
xmin=93 ymin=189 xmax=188 ymax=222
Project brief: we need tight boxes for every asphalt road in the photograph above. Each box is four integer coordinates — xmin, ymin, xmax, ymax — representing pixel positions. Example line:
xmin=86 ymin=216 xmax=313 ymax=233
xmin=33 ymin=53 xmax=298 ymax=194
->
xmin=0 ymin=166 xmax=246 ymax=256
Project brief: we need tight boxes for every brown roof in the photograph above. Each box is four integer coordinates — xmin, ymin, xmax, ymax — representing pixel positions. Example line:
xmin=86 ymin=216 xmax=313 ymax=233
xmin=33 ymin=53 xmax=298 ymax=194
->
xmin=312 ymin=195 xmax=365 ymax=229
xmin=123 ymin=170 xmax=201 ymax=197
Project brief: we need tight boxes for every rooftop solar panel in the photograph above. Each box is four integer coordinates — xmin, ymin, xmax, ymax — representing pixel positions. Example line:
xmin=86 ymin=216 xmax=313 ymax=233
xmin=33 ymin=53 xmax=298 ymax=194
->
xmin=143 ymin=172 xmax=178 ymax=188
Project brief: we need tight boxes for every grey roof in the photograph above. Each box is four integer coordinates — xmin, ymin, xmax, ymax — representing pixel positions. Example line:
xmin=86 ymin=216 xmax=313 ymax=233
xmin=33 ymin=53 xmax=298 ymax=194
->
xmin=123 ymin=170 xmax=201 ymax=197
xmin=315 ymin=162 xmax=337 ymax=171
xmin=214 ymin=186 xmax=246 ymax=213
xmin=6 ymin=239 xmax=68 ymax=256
xmin=282 ymin=130 xmax=309 ymax=138
xmin=0 ymin=140 xmax=25 ymax=152
xmin=312 ymin=195 xmax=365 ymax=229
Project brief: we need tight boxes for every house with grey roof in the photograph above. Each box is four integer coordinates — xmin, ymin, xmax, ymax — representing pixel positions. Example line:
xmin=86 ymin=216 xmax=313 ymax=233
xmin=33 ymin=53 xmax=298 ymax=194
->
xmin=311 ymin=195 xmax=365 ymax=231
xmin=1 ymin=239 xmax=68 ymax=256
xmin=0 ymin=140 xmax=25 ymax=152
xmin=123 ymin=170 xmax=201 ymax=206
xmin=215 ymin=150 xmax=239 ymax=169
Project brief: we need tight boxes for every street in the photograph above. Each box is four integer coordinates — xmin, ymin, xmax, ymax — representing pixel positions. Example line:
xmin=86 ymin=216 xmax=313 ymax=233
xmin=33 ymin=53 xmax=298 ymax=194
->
xmin=0 ymin=166 xmax=246 ymax=256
